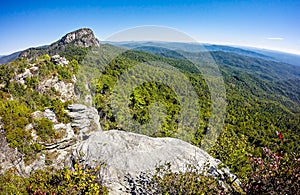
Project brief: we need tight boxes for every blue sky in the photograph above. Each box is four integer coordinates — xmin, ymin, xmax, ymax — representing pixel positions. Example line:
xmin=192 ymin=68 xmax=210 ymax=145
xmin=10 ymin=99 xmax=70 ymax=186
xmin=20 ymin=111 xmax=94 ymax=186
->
xmin=1 ymin=0 xmax=299 ymax=55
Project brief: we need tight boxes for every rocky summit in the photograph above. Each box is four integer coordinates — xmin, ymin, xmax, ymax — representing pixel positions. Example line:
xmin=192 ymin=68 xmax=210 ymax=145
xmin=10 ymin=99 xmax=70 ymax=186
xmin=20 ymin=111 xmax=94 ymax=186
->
xmin=19 ymin=28 xmax=100 ymax=58
xmin=59 ymin=28 xmax=100 ymax=47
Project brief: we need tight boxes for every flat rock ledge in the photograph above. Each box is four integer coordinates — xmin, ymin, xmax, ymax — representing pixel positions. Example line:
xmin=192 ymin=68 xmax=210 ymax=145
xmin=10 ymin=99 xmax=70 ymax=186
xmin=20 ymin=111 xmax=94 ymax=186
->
xmin=76 ymin=130 xmax=237 ymax=194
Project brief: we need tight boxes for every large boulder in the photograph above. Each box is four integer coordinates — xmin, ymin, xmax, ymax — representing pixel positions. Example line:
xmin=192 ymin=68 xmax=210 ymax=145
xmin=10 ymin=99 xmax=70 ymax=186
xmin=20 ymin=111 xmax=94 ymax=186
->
xmin=76 ymin=130 xmax=238 ymax=194
xmin=67 ymin=104 xmax=102 ymax=138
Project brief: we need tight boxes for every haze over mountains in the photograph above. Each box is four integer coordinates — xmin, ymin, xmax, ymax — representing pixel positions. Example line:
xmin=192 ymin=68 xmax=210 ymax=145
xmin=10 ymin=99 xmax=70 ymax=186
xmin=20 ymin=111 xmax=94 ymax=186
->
xmin=2 ymin=39 xmax=300 ymax=67
xmin=112 ymin=41 xmax=300 ymax=67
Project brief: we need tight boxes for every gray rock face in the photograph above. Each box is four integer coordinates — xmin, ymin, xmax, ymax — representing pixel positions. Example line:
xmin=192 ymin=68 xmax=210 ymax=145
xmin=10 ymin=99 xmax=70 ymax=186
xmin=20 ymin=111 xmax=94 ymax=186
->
xmin=60 ymin=28 xmax=100 ymax=47
xmin=67 ymin=104 xmax=102 ymax=137
xmin=31 ymin=109 xmax=58 ymax=123
xmin=44 ymin=109 xmax=58 ymax=123
xmin=0 ymin=134 xmax=46 ymax=175
xmin=51 ymin=54 xmax=69 ymax=66
xmin=38 ymin=75 xmax=75 ymax=102
xmin=14 ymin=65 xmax=38 ymax=85
xmin=29 ymin=103 xmax=239 ymax=194
xmin=76 ymin=130 xmax=237 ymax=194
xmin=0 ymin=104 xmax=103 ymax=175
xmin=14 ymin=68 xmax=33 ymax=84
xmin=0 ymin=135 xmax=23 ymax=174
xmin=53 ymin=123 xmax=74 ymax=140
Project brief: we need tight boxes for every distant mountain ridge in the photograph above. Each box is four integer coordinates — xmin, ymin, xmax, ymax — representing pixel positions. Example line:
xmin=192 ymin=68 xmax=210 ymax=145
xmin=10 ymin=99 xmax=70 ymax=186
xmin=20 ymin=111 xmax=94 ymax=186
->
xmin=0 ymin=51 xmax=21 ymax=64
xmin=241 ymin=47 xmax=300 ymax=67
xmin=204 ymin=44 xmax=274 ymax=60
xmin=2 ymin=38 xmax=300 ymax=66
xmin=110 ymin=41 xmax=300 ymax=67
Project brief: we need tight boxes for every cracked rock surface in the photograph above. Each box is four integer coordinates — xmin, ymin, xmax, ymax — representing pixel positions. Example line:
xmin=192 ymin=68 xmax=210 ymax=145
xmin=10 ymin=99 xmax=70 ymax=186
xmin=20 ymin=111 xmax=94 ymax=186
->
xmin=76 ymin=130 xmax=237 ymax=194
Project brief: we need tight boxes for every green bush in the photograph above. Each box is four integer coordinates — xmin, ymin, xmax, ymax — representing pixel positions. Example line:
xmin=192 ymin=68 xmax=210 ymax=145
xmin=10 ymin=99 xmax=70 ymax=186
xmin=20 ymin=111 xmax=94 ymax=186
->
xmin=0 ymin=168 xmax=29 ymax=194
xmin=210 ymin=126 xmax=254 ymax=183
xmin=0 ymin=163 xmax=108 ymax=195
xmin=0 ymin=100 xmax=32 ymax=149
xmin=33 ymin=118 xmax=55 ymax=142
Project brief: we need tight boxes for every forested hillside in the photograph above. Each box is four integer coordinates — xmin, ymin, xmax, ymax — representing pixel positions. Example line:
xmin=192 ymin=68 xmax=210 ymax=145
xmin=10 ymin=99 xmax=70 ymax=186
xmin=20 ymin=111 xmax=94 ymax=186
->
xmin=80 ymin=43 xmax=300 ymax=181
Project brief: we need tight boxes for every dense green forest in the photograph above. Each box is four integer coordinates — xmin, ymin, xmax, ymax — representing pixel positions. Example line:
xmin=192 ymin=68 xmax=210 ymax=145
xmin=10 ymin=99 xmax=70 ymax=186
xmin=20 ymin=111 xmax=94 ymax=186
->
xmin=0 ymin=42 xmax=299 ymax=194
xmin=79 ymin=44 xmax=300 ymax=183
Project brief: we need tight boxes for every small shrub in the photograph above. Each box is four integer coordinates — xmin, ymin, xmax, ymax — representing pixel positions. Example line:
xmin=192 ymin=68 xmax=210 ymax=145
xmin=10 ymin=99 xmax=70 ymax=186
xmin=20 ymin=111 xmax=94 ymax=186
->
xmin=0 ymin=163 xmax=108 ymax=195
xmin=33 ymin=118 xmax=55 ymax=142
xmin=125 ymin=162 xmax=243 ymax=195
xmin=245 ymin=143 xmax=300 ymax=194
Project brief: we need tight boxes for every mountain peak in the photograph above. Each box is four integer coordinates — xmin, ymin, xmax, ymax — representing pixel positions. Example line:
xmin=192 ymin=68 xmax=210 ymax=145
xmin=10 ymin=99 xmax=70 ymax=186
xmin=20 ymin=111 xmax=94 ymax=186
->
xmin=59 ymin=28 xmax=100 ymax=47
xmin=19 ymin=28 xmax=100 ymax=58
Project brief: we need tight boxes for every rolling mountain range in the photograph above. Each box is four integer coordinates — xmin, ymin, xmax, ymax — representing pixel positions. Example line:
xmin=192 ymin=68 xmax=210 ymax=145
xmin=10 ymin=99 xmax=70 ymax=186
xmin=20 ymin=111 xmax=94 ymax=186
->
xmin=0 ymin=28 xmax=299 ymax=194
xmin=110 ymin=41 xmax=300 ymax=66
xmin=2 ymin=39 xmax=300 ymax=66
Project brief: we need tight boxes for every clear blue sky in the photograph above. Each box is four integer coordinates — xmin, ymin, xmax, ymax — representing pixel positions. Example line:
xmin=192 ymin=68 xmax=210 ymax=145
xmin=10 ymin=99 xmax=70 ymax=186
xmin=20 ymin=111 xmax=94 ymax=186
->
xmin=1 ymin=0 xmax=299 ymax=55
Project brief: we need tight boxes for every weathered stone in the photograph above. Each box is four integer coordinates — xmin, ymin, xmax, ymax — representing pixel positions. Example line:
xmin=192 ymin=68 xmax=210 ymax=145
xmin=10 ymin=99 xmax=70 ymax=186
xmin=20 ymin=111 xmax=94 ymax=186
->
xmin=51 ymin=54 xmax=69 ymax=66
xmin=31 ymin=110 xmax=44 ymax=119
xmin=60 ymin=28 xmax=100 ymax=47
xmin=29 ymin=66 xmax=39 ymax=74
xmin=53 ymin=123 xmax=74 ymax=140
xmin=44 ymin=109 xmax=58 ymax=123
xmin=67 ymin=104 xmax=87 ymax=112
xmin=67 ymin=104 xmax=102 ymax=137
xmin=25 ymin=123 xmax=33 ymax=131
xmin=0 ymin=135 xmax=23 ymax=174
xmin=15 ymin=68 xmax=33 ymax=84
xmin=84 ymin=94 xmax=93 ymax=107
xmin=76 ymin=130 xmax=238 ymax=194
xmin=38 ymin=76 xmax=75 ymax=102
xmin=31 ymin=109 xmax=58 ymax=123
xmin=23 ymin=154 xmax=46 ymax=174
xmin=53 ymin=81 xmax=74 ymax=102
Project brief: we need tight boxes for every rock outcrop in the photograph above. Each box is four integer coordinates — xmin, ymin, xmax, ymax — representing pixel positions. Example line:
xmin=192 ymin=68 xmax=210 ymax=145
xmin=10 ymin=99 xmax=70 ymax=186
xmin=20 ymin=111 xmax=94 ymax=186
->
xmin=14 ymin=68 xmax=33 ymax=84
xmin=44 ymin=109 xmax=58 ymax=123
xmin=0 ymin=134 xmax=23 ymax=174
xmin=51 ymin=54 xmax=69 ymax=66
xmin=14 ymin=65 xmax=39 ymax=84
xmin=59 ymin=28 xmax=100 ymax=47
xmin=67 ymin=104 xmax=102 ymax=139
xmin=19 ymin=28 xmax=100 ymax=58
xmin=31 ymin=109 xmax=58 ymax=123
xmin=37 ymin=73 xmax=75 ymax=102
xmin=0 ymin=101 xmax=240 ymax=193
xmin=76 ymin=130 xmax=239 ymax=194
